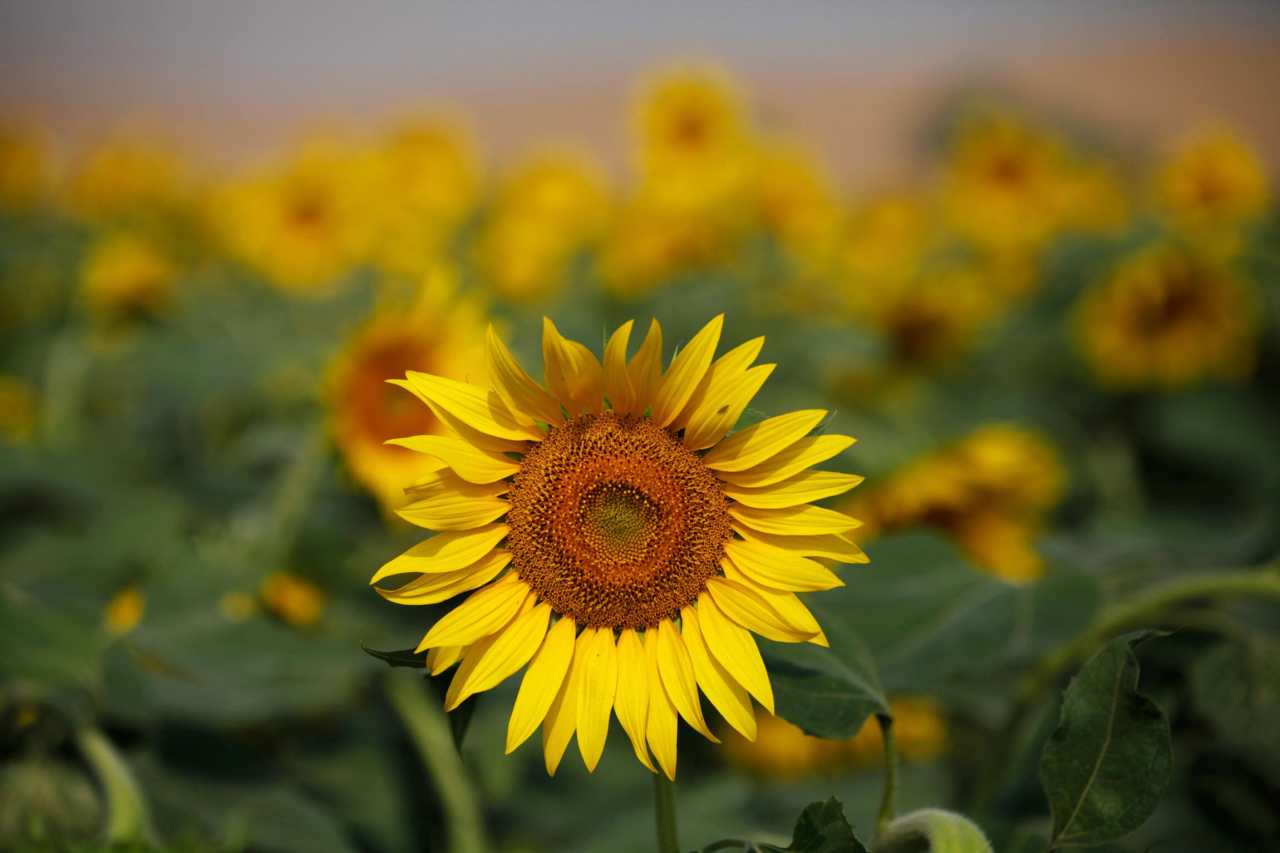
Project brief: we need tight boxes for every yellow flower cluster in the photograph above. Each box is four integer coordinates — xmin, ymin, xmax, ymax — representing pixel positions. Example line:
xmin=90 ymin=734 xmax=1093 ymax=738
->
xmin=851 ymin=425 xmax=1065 ymax=583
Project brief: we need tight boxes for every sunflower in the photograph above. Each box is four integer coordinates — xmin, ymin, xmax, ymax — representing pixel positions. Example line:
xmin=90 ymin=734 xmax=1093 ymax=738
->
xmin=1074 ymin=243 xmax=1259 ymax=389
xmin=1155 ymin=127 xmax=1269 ymax=239
xmin=329 ymin=271 xmax=489 ymax=512
xmin=371 ymin=315 xmax=865 ymax=778
xmin=0 ymin=124 xmax=51 ymax=212
xmin=67 ymin=138 xmax=187 ymax=222
xmin=80 ymin=232 xmax=176 ymax=323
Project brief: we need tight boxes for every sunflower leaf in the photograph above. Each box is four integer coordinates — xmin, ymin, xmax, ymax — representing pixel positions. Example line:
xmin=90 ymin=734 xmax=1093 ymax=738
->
xmin=787 ymin=797 xmax=869 ymax=853
xmin=361 ymin=644 xmax=426 ymax=669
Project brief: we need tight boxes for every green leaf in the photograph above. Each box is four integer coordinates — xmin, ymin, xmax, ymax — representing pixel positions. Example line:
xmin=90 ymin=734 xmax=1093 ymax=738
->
xmin=872 ymin=809 xmax=992 ymax=853
xmin=360 ymin=644 xmax=425 ymax=669
xmin=824 ymin=533 xmax=1100 ymax=692
xmin=787 ymin=797 xmax=870 ymax=853
xmin=764 ymin=603 xmax=889 ymax=739
xmin=1189 ymin=637 xmax=1280 ymax=765
xmin=1039 ymin=632 xmax=1172 ymax=849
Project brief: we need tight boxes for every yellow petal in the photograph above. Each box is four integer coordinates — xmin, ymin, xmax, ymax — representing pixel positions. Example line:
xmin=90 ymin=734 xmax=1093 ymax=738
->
xmin=675 ymin=336 xmax=764 ymax=433
xmin=543 ymin=626 xmax=590 ymax=775
xmin=402 ymin=371 xmax=544 ymax=442
xmin=416 ymin=574 xmax=530 ymax=651
xmin=427 ymin=644 xmax=463 ymax=675
xmin=371 ymin=524 xmax=509 ymax=583
xmin=681 ymin=605 xmax=756 ymax=740
xmin=683 ymin=363 xmax=775 ymax=451
xmin=405 ymin=469 xmax=510 ymax=501
xmin=722 ymin=470 xmax=864 ymax=509
xmin=602 ymin=320 xmax=636 ymax=415
xmin=542 ymin=317 xmax=603 ymax=416
xmin=656 ymin=619 xmax=718 ymax=743
xmin=507 ymin=616 xmax=576 ymax=753
xmin=696 ymin=592 xmax=774 ymax=713
xmin=396 ymin=493 xmax=509 ymax=531
xmin=745 ymin=584 xmax=828 ymax=648
xmin=651 ymin=314 xmax=723 ymax=428
xmin=723 ymin=539 xmax=844 ymax=592
xmin=375 ymin=550 xmax=512 ymax=605
xmin=386 ymin=435 xmax=521 ymax=484
xmin=703 ymin=409 xmax=827 ymax=472
xmin=733 ymin=526 xmax=870 ymax=564
xmin=729 ymin=503 xmax=861 ymax=537
xmin=626 ymin=319 xmax=664 ymax=415
xmin=447 ymin=601 xmax=551 ymax=709
xmin=716 ymin=434 xmax=855 ymax=488
xmin=575 ymin=627 xmax=619 ymax=772
xmin=705 ymin=577 xmax=817 ymax=644
xmin=644 ymin=629 xmax=679 ymax=780
xmin=613 ymin=628 xmax=655 ymax=772
xmin=485 ymin=325 xmax=563 ymax=426
xmin=388 ymin=379 xmax=529 ymax=456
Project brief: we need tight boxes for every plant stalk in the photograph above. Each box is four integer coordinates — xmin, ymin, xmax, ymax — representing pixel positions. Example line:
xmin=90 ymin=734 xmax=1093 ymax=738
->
xmin=653 ymin=772 xmax=680 ymax=853
xmin=385 ymin=673 xmax=487 ymax=853
xmin=876 ymin=714 xmax=899 ymax=838
xmin=76 ymin=726 xmax=155 ymax=845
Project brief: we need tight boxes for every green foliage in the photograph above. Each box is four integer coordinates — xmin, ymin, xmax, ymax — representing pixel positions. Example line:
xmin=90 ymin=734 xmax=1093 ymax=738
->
xmin=1039 ymin=633 xmax=1172 ymax=849
xmin=785 ymin=798 xmax=870 ymax=853
xmin=873 ymin=809 xmax=993 ymax=853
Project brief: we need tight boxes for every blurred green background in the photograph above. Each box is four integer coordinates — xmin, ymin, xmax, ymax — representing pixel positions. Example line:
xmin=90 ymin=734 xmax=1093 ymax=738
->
xmin=2 ymin=4 xmax=1280 ymax=852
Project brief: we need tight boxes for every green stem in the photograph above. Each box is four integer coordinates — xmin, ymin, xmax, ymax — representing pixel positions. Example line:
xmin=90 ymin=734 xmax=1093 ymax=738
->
xmin=876 ymin=714 xmax=899 ymax=838
xmin=76 ymin=726 xmax=155 ymax=845
xmin=972 ymin=563 xmax=1280 ymax=813
xmin=384 ymin=673 xmax=487 ymax=853
xmin=653 ymin=772 xmax=680 ymax=853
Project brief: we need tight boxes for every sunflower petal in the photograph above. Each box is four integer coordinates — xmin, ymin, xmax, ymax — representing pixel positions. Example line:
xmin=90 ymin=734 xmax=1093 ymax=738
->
xmin=656 ymin=619 xmax=718 ymax=742
xmin=486 ymin=325 xmax=563 ymax=426
xmin=448 ymin=602 xmax=552 ymax=709
xmin=613 ymin=628 xmax=655 ymax=772
xmin=405 ymin=469 xmax=510 ymax=500
xmin=721 ymin=470 xmax=864 ymax=508
xmin=729 ymin=503 xmax=861 ymax=536
xmin=705 ymin=577 xmax=817 ymax=644
xmin=371 ymin=524 xmax=509 ymax=582
xmin=703 ymin=409 xmax=827 ymax=472
xmin=390 ymin=380 xmax=530 ymax=456
xmin=724 ymin=538 xmax=844 ymax=592
xmin=696 ymin=592 xmax=774 ymax=713
xmin=715 ymin=434 xmax=855 ymax=488
xmin=681 ymin=605 xmax=756 ymax=740
xmin=507 ymin=616 xmax=576 ymax=753
xmin=416 ymin=574 xmax=530 ymax=651
xmin=444 ymin=631 xmax=499 ymax=709
xmin=374 ymin=550 xmax=511 ymax=605
xmin=395 ymin=493 xmax=509 ymax=531
xmin=683 ymin=363 xmax=775 ymax=451
xmin=651 ymin=314 xmax=723 ymax=428
xmin=575 ymin=627 xmax=619 ymax=772
xmin=427 ymin=644 xmax=463 ymax=675
xmin=733 ymin=526 xmax=870 ymax=563
xmin=603 ymin=320 xmax=636 ymax=415
xmin=626 ymin=319 xmax=664 ymax=414
xmin=543 ymin=627 xmax=590 ymax=775
xmin=675 ymin=335 xmax=764 ymax=433
xmin=386 ymin=434 xmax=520 ymax=484
xmin=644 ymin=629 xmax=679 ymax=780
xmin=543 ymin=317 xmax=603 ymax=416
xmin=402 ymin=371 xmax=544 ymax=441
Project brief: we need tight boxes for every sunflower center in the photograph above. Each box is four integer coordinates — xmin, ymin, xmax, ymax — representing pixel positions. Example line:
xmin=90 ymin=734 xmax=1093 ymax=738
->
xmin=506 ymin=411 xmax=731 ymax=630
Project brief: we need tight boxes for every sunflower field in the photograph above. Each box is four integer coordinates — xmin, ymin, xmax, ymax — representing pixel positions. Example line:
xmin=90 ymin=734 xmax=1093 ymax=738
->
xmin=2 ymin=59 xmax=1279 ymax=853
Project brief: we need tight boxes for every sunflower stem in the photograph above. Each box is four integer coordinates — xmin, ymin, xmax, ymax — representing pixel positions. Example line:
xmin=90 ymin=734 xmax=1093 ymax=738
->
xmin=875 ymin=714 xmax=899 ymax=838
xmin=385 ymin=673 xmax=487 ymax=853
xmin=75 ymin=726 xmax=155 ymax=845
xmin=653 ymin=772 xmax=680 ymax=853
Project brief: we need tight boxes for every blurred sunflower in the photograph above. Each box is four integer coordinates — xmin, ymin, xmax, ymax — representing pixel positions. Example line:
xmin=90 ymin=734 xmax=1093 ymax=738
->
xmin=753 ymin=140 xmax=841 ymax=264
xmin=1075 ymin=242 xmax=1259 ymax=389
xmin=365 ymin=117 xmax=480 ymax=278
xmin=724 ymin=696 xmax=948 ymax=778
xmin=0 ymin=124 xmax=52 ymax=211
xmin=329 ymin=271 xmax=489 ymax=512
xmin=80 ymin=232 xmax=176 ymax=323
xmin=597 ymin=193 xmax=724 ymax=299
xmin=260 ymin=572 xmax=326 ymax=627
xmin=213 ymin=140 xmax=371 ymax=294
xmin=1056 ymin=158 xmax=1132 ymax=236
xmin=103 ymin=585 xmax=145 ymax=637
xmin=942 ymin=112 xmax=1071 ymax=254
xmin=67 ymin=137 xmax=187 ymax=221
xmin=477 ymin=149 xmax=610 ymax=302
xmin=851 ymin=425 xmax=1063 ymax=583
xmin=1155 ymin=127 xmax=1269 ymax=249
xmin=371 ymin=315 xmax=866 ymax=779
